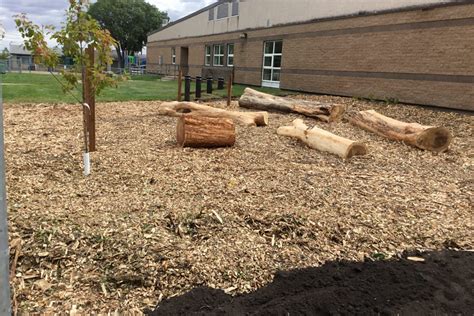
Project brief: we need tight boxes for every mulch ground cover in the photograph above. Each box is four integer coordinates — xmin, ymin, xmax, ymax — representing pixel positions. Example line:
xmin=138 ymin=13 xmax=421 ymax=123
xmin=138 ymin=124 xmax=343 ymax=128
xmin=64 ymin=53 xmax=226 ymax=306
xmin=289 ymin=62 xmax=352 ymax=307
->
xmin=4 ymin=95 xmax=473 ymax=313
xmin=147 ymin=250 xmax=474 ymax=315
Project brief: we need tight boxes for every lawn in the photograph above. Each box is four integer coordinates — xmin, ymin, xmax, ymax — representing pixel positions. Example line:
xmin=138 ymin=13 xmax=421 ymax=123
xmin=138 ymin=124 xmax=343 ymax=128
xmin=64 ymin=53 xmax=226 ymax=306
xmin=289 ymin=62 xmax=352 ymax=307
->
xmin=0 ymin=72 xmax=288 ymax=103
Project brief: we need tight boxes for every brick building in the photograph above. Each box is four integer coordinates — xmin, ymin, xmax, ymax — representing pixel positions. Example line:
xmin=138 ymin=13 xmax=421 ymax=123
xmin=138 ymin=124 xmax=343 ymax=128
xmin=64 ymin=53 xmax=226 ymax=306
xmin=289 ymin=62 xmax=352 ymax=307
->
xmin=147 ymin=0 xmax=474 ymax=110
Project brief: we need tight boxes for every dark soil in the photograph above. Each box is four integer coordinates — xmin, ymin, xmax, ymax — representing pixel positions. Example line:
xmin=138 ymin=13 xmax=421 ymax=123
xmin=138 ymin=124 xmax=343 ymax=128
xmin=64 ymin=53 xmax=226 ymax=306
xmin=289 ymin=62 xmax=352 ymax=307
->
xmin=146 ymin=250 xmax=473 ymax=315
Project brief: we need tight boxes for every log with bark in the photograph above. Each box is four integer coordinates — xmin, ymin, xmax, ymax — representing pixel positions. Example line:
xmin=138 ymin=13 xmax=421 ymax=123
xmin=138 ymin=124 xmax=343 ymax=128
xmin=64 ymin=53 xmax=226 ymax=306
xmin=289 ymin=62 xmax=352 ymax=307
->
xmin=177 ymin=115 xmax=235 ymax=148
xmin=347 ymin=110 xmax=452 ymax=152
xmin=159 ymin=101 xmax=268 ymax=127
xmin=239 ymin=88 xmax=345 ymax=122
xmin=277 ymin=119 xmax=367 ymax=159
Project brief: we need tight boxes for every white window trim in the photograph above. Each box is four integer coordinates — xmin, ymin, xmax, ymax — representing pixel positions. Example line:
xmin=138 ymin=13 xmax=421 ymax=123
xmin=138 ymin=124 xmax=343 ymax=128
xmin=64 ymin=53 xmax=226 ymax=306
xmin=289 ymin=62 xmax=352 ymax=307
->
xmin=171 ymin=48 xmax=176 ymax=65
xmin=205 ymin=46 xmax=211 ymax=66
xmin=262 ymin=40 xmax=282 ymax=89
xmin=227 ymin=44 xmax=234 ymax=67
xmin=213 ymin=44 xmax=225 ymax=67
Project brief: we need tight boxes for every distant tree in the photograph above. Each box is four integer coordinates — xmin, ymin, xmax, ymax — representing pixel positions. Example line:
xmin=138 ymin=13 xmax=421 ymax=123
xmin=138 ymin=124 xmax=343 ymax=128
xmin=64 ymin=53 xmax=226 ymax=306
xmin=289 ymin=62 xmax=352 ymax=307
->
xmin=0 ymin=48 xmax=9 ymax=60
xmin=89 ymin=0 xmax=168 ymax=68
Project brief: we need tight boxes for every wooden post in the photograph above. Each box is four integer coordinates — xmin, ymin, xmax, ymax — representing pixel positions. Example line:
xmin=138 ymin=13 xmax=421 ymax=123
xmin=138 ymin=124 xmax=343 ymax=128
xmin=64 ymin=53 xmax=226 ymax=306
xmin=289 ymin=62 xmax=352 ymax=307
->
xmin=227 ymin=73 xmax=233 ymax=107
xmin=85 ymin=46 xmax=96 ymax=152
xmin=177 ymin=69 xmax=183 ymax=102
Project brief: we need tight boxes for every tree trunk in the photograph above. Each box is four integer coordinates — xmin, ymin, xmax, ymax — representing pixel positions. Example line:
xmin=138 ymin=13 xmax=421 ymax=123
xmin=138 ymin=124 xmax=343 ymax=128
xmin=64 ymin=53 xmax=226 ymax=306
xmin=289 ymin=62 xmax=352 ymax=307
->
xmin=347 ymin=110 xmax=452 ymax=152
xmin=277 ymin=119 xmax=367 ymax=159
xmin=115 ymin=45 xmax=125 ymax=69
xmin=160 ymin=101 xmax=268 ymax=127
xmin=239 ymin=88 xmax=345 ymax=122
xmin=177 ymin=115 xmax=235 ymax=148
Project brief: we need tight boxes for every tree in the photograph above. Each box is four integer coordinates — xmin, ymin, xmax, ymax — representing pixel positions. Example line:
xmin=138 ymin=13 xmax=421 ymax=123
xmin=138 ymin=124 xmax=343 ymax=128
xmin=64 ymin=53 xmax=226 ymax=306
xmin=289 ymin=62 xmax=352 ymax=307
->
xmin=15 ymin=0 xmax=124 ymax=174
xmin=0 ymin=48 xmax=8 ymax=60
xmin=89 ymin=0 xmax=168 ymax=68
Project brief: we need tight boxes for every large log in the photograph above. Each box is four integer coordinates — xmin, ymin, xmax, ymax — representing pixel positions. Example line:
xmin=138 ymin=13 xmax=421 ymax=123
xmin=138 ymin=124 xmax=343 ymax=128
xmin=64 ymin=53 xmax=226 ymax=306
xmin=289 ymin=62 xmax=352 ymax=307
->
xmin=347 ymin=110 xmax=452 ymax=152
xmin=239 ymin=88 xmax=345 ymax=122
xmin=277 ymin=119 xmax=367 ymax=159
xmin=177 ymin=115 xmax=235 ymax=148
xmin=160 ymin=101 xmax=268 ymax=127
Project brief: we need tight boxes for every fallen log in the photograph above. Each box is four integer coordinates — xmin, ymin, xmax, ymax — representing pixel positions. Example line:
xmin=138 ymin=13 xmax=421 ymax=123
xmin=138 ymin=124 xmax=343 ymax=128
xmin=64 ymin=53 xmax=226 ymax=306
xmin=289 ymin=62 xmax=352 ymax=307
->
xmin=347 ymin=110 xmax=452 ymax=152
xmin=159 ymin=101 xmax=268 ymax=127
xmin=177 ymin=115 xmax=235 ymax=148
xmin=239 ymin=88 xmax=345 ymax=122
xmin=277 ymin=119 xmax=367 ymax=159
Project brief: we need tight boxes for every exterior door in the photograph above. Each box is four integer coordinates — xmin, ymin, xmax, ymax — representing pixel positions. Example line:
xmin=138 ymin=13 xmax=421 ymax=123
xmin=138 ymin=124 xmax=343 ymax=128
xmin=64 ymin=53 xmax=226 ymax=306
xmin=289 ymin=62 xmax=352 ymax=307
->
xmin=180 ymin=47 xmax=189 ymax=75
xmin=262 ymin=40 xmax=282 ymax=88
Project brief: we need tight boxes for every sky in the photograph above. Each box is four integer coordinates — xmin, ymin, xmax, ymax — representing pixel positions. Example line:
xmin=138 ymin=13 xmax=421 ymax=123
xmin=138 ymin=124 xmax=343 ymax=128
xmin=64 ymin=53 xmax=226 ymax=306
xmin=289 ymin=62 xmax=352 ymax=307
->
xmin=0 ymin=0 xmax=215 ymax=49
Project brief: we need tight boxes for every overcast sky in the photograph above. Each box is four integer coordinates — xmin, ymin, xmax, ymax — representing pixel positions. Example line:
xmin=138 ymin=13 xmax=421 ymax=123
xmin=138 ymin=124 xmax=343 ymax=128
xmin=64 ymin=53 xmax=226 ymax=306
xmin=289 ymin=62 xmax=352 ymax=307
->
xmin=0 ymin=0 xmax=215 ymax=49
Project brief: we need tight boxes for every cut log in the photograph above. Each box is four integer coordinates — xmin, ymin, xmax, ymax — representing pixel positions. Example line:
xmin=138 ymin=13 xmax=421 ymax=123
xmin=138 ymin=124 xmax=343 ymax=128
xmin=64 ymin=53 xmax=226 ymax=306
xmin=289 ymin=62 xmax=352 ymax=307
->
xmin=160 ymin=101 xmax=268 ymax=127
xmin=277 ymin=119 xmax=367 ymax=159
xmin=177 ymin=115 xmax=236 ymax=148
xmin=239 ymin=88 xmax=345 ymax=122
xmin=347 ymin=110 xmax=452 ymax=152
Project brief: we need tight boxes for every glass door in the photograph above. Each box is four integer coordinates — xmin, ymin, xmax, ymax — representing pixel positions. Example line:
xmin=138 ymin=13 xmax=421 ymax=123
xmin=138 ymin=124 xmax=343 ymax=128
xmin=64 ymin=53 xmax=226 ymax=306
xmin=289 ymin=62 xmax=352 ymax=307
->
xmin=262 ymin=40 xmax=282 ymax=88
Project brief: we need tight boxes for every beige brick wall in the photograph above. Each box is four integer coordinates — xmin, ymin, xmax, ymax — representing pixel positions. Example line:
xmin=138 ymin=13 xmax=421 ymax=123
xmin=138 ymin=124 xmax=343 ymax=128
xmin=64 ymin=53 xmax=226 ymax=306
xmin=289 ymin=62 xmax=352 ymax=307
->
xmin=147 ymin=4 xmax=474 ymax=110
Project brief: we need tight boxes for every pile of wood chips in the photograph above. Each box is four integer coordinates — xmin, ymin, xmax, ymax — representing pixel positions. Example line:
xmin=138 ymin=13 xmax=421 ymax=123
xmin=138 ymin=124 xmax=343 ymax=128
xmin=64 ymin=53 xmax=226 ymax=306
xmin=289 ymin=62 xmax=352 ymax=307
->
xmin=4 ymin=96 xmax=473 ymax=314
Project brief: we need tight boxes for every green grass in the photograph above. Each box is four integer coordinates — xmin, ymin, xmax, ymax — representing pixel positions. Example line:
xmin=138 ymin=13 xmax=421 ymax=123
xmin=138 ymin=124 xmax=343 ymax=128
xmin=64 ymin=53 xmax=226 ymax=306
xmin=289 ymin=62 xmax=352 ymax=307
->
xmin=0 ymin=72 xmax=289 ymax=103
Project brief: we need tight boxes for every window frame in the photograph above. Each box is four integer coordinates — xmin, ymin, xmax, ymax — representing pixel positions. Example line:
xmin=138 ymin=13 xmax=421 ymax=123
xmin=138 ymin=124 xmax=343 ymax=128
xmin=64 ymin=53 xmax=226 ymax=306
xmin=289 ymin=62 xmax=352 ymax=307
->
xmin=213 ymin=44 xmax=225 ymax=67
xmin=231 ymin=0 xmax=239 ymax=17
xmin=171 ymin=47 xmax=176 ymax=65
xmin=208 ymin=7 xmax=215 ymax=21
xmin=227 ymin=43 xmax=234 ymax=67
xmin=205 ymin=45 xmax=212 ymax=66
xmin=216 ymin=3 xmax=229 ymax=20
xmin=262 ymin=40 xmax=283 ymax=88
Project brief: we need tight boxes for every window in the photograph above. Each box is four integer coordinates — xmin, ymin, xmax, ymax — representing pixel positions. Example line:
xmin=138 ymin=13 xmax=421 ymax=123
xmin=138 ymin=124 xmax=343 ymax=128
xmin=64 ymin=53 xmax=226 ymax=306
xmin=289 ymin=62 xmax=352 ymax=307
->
xmin=217 ymin=3 xmax=229 ymax=19
xmin=231 ymin=0 xmax=239 ymax=16
xmin=205 ymin=45 xmax=211 ymax=66
xmin=171 ymin=48 xmax=176 ymax=64
xmin=213 ymin=44 xmax=224 ymax=66
xmin=262 ymin=40 xmax=283 ymax=88
xmin=227 ymin=44 xmax=234 ymax=67
xmin=159 ymin=55 xmax=163 ymax=65
xmin=208 ymin=8 xmax=214 ymax=21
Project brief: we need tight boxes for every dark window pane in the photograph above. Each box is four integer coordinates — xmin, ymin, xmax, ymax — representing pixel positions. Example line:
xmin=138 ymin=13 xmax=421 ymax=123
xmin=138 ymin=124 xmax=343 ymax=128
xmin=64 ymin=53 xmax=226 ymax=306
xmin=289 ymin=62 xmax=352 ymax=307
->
xmin=209 ymin=8 xmax=214 ymax=20
xmin=274 ymin=41 xmax=283 ymax=54
xmin=217 ymin=3 xmax=229 ymax=19
xmin=264 ymin=42 xmax=273 ymax=54
xmin=272 ymin=69 xmax=281 ymax=82
xmin=264 ymin=56 xmax=272 ymax=67
xmin=273 ymin=55 xmax=282 ymax=68
xmin=228 ymin=56 xmax=234 ymax=66
xmin=263 ymin=69 xmax=272 ymax=81
xmin=232 ymin=0 xmax=239 ymax=16
xmin=227 ymin=44 xmax=234 ymax=55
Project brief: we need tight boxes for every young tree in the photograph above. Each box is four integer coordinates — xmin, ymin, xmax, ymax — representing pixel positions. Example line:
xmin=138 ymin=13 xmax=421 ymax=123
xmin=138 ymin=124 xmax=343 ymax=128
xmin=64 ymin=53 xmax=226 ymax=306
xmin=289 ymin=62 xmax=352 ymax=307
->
xmin=89 ymin=0 xmax=168 ymax=68
xmin=15 ymin=0 xmax=123 ymax=174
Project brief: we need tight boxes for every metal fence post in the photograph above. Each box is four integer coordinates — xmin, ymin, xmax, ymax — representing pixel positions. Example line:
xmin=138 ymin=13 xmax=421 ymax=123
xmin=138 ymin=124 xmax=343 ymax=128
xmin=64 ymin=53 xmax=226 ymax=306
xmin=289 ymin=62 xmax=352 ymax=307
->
xmin=217 ymin=77 xmax=224 ymax=90
xmin=195 ymin=76 xmax=202 ymax=100
xmin=184 ymin=76 xmax=191 ymax=102
xmin=207 ymin=77 xmax=213 ymax=94
xmin=0 ymin=73 xmax=12 ymax=315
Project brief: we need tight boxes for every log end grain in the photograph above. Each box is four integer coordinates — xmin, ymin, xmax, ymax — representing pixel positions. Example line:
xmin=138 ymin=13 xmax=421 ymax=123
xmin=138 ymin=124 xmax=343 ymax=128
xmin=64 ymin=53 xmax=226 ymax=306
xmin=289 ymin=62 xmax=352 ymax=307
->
xmin=416 ymin=127 xmax=452 ymax=153
xmin=345 ymin=142 xmax=368 ymax=159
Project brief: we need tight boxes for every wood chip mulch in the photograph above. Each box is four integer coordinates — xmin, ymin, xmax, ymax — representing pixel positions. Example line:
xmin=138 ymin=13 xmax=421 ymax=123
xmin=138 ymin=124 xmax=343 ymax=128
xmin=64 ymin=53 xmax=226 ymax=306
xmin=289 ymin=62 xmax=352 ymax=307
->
xmin=4 ymin=96 xmax=473 ymax=314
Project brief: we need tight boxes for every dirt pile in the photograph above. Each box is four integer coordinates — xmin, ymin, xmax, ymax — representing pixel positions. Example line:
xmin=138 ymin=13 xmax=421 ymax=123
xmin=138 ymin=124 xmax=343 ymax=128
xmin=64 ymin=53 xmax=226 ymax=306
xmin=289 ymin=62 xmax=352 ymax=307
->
xmin=147 ymin=250 xmax=473 ymax=315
